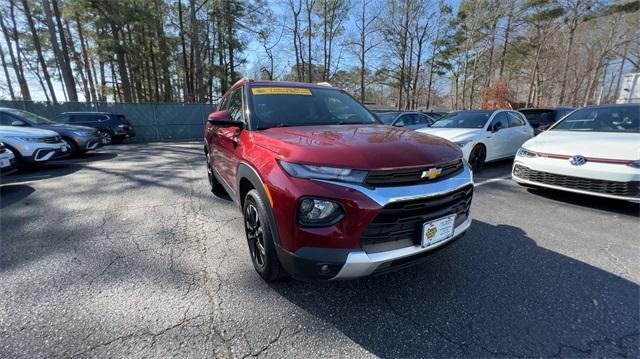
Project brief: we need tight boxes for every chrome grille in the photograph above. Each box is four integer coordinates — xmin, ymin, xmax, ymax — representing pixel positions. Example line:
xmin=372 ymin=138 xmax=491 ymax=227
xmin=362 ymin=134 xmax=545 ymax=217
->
xmin=365 ymin=160 xmax=464 ymax=187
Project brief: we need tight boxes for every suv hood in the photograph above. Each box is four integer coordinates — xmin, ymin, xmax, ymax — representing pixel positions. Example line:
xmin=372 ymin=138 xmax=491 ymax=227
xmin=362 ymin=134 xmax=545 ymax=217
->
xmin=523 ymin=130 xmax=640 ymax=160
xmin=37 ymin=123 xmax=97 ymax=133
xmin=416 ymin=128 xmax=482 ymax=142
xmin=0 ymin=125 xmax=59 ymax=137
xmin=253 ymin=124 xmax=462 ymax=169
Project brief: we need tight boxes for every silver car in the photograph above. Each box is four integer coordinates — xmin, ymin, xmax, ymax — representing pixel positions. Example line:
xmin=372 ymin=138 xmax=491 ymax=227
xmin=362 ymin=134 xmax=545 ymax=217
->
xmin=0 ymin=126 xmax=69 ymax=165
xmin=377 ymin=111 xmax=435 ymax=130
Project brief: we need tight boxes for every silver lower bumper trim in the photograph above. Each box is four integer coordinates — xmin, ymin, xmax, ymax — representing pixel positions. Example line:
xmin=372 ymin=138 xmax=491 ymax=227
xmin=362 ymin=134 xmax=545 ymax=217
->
xmin=331 ymin=216 xmax=472 ymax=280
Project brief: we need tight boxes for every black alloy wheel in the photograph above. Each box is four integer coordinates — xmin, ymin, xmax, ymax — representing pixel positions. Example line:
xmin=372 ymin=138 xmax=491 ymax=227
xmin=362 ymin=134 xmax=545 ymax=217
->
xmin=469 ymin=145 xmax=486 ymax=172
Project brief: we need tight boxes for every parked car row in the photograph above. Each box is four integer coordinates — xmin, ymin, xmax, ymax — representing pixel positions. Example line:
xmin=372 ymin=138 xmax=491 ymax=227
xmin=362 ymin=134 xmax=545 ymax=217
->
xmin=0 ymin=108 xmax=135 ymax=176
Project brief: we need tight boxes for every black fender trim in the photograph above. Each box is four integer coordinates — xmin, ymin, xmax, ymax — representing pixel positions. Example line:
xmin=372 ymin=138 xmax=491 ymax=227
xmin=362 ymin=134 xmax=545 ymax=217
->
xmin=236 ymin=162 xmax=283 ymax=247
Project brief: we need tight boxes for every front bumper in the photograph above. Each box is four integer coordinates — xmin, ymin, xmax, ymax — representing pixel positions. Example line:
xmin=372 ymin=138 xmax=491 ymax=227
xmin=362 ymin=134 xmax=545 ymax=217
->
xmin=72 ymin=134 xmax=103 ymax=152
xmin=512 ymin=157 xmax=640 ymax=203
xmin=0 ymin=154 xmax=17 ymax=175
xmin=21 ymin=144 xmax=70 ymax=163
xmin=271 ymin=164 xmax=474 ymax=280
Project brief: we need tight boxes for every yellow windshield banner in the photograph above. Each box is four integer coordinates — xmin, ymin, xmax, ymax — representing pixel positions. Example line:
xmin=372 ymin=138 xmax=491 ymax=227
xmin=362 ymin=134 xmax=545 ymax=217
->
xmin=251 ymin=87 xmax=312 ymax=96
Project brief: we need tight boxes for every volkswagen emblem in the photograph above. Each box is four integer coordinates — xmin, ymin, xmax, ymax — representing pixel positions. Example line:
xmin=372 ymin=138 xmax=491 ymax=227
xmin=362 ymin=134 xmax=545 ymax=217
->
xmin=569 ymin=155 xmax=587 ymax=166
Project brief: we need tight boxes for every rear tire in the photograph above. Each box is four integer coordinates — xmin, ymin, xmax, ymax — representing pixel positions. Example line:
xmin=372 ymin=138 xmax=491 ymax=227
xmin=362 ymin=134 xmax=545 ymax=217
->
xmin=206 ymin=153 xmax=227 ymax=197
xmin=243 ymin=189 xmax=287 ymax=281
xmin=469 ymin=144 xmax=486 ymax=172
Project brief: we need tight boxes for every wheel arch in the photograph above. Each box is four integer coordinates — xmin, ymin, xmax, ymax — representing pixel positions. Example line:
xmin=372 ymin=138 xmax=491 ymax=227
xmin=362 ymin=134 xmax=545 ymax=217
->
xmin=236 ymin=162 xmax=282 ymax=246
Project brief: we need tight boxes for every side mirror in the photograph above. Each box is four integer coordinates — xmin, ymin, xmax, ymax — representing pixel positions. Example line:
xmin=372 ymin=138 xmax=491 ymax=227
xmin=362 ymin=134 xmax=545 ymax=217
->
xmin=207 ymin=110 xmax=244 ymax=129
xmin=11 ymin=119 xmax=27 ymax=126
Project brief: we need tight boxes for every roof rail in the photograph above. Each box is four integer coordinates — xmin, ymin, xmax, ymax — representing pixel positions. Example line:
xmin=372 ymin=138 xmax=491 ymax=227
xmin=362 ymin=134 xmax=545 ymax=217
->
xmin=316 ymin=82 xmax=332 ymax=87
xmin=230 ymin=77 xmax=253 ymax=89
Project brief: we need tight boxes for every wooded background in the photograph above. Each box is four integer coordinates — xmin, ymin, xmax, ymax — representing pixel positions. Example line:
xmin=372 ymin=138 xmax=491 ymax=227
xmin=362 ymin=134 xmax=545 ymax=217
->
xmin=0 ymin=0 xmax=638 ymax=110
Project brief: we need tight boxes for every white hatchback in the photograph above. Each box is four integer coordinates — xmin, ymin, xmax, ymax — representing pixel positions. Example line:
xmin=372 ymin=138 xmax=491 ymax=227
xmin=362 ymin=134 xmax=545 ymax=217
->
xmin=512 ymin=104 xmax=639 ymax=203
xmin=417 ymin=110 xmax=534 ymax=170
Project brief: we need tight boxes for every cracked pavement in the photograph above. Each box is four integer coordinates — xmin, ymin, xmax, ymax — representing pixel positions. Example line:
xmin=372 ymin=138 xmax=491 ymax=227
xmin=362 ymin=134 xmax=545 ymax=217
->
xmin=1 ymin=142 xmax=638 ymax=358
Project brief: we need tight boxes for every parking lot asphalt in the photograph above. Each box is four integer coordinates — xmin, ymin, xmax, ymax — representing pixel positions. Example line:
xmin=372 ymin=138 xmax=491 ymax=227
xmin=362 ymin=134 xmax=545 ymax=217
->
xmin=1 ymin=142 xmax=638 ymax=358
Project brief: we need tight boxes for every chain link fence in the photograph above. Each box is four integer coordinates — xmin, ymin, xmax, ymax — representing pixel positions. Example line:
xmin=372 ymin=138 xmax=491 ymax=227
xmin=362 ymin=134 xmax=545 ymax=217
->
xmin=0 ymin=100 xmax=217 ymax=142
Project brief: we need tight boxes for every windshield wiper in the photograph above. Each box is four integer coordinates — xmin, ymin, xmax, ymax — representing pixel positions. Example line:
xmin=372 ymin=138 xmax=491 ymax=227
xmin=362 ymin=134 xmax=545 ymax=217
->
xmin=337 ymin=121 xmax=368 ymax=125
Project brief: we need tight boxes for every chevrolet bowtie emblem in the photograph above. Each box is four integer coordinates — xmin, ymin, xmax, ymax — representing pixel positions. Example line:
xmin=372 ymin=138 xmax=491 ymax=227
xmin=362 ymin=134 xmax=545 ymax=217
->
xmin=421 ymin=167 xmax=442 ymax=180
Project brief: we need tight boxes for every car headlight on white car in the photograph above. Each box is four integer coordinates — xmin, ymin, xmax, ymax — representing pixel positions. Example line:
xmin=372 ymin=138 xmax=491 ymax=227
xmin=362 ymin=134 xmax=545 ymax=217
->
xmin=7 ymin=136 xmax=48 ymax=143
xmin=279 ymin=160 xmax=367 ymax=184
xmin=517 ymin=147 xmax=538 ymax=158
xmin=454 ymin=140 xmax=472 ymax=148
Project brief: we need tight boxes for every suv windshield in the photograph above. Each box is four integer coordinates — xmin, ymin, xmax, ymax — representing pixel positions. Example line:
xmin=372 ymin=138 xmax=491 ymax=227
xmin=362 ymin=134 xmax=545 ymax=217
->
xmin=551 ymin=106 xmax=639 ymax=133
xmin=431 ymin=111 xmax=491 ymax=128
xmin=248 ymin=86 xmax=379 ymax=129
xmin=7 ymin=109 xmax=56 ymax=124
xmin=519 ymin=110 xmax=555 ymax=126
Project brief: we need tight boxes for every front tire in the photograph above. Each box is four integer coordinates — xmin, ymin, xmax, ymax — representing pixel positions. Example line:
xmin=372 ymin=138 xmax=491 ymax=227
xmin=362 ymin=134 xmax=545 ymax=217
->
xmin=99 ymin=130 xmax=113 ymax=145
xmin=61 ymin=137 xmax=79 ymax=157
xmin=469 ymin=144 xmax=486 ymax=172
xmin=243 ymin=189 xmax=286 ymax=281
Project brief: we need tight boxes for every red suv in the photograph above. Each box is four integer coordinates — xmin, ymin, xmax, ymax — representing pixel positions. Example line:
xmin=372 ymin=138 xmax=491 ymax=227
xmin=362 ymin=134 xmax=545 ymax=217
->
xmin=205 ymin=80 xmax=473 ymax=281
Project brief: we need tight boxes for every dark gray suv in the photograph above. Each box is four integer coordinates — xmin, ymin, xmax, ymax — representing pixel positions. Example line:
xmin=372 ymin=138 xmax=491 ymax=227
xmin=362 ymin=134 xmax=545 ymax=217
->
xmin=55 ymin=112 xmax=136 ymax=144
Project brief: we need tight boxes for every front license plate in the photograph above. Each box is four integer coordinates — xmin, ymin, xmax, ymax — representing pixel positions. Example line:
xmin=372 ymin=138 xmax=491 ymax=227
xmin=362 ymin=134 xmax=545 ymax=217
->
xmin=422 ymin=214 xmax=456 ymax=248
xmin=0 ymin=159 xmax=9 ymax=168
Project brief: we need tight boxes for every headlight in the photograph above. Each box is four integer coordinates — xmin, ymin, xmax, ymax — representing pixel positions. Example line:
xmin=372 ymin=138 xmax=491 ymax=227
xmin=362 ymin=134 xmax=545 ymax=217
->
xmin=70 ymin=131 xmax=91 ymax=136
xmin=517 ymin=148 xmax=538 ymax=158
xmin=454 ymin=140 xmax=472 ymax=148
xmin=628 ymin=160 xmax=640 ymax=168
xmin=279 ymin=160 xmax=367 ymax=184
xmin=297 ymin=197 xmax=344 ymax=227
xmin=7 ymin=136 xmax=43 ymax=143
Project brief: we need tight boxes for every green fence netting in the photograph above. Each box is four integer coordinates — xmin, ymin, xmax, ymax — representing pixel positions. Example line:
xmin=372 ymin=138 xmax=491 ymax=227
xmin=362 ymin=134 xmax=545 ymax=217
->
xmin=0 ymin=100 xmax=217 ymax=142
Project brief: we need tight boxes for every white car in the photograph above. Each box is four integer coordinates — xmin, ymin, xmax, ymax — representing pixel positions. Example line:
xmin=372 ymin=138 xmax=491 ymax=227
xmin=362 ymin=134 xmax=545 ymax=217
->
xmin=0 ymin=126 xmax=69 ymax=165
xmin=417 ymin=110 xmax=534 ymax=170
xmin=512 ymin=104 xmax=639 ymax=203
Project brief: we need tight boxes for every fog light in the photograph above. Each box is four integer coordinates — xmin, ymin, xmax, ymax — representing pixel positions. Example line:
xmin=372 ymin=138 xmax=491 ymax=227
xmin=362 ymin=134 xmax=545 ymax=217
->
xmin=297 ymin=197 xmax=344 ymax=227
xmin=320 ymin=265 xmax=330 ymax=274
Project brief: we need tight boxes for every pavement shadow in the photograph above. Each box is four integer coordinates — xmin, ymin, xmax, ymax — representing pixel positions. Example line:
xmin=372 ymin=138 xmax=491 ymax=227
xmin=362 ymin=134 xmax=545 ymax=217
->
xmin=526 ymin=187 xmax=640 ymax=217
xmin=0 ymin=184 xmax=35 ymax=209
xmin=270 ymin=220 xmax=639 ymax=357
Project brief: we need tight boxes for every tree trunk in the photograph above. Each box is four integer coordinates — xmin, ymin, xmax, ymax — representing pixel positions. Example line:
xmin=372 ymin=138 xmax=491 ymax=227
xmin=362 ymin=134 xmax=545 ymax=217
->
xmin=178 ymin=0 xmax=191 ymax=101
xmin=498 ymin=0 xmax=514 ymax=79
xmin=558 ymin=21 xmax=577 ymax=104
xmin=65 ymin=19 xmax=90 ymax=102
xmin=76 ymin=16 xmax=98 ymax=102
xmin=2 ymin=2 xmax=31 ymax=100
xmin=191 ymin=0 xmax=204 ymax=102
xmin=306 ymin=0 xmax=314 ymax=82
xmin=22 ymin=0 xmax=57 ymax=103
xmin=110 ymin=23 xmax=132 ymax=102
xmin=50 ymin=0 xmax=78 ymax=101
xmin=0 ymin=37 xmax=15 ymax=100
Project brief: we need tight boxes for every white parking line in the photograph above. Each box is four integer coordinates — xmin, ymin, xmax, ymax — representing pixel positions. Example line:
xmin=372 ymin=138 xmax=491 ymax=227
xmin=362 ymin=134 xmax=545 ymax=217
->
xmin=475 ymin=176 xmax=512 ymax=187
